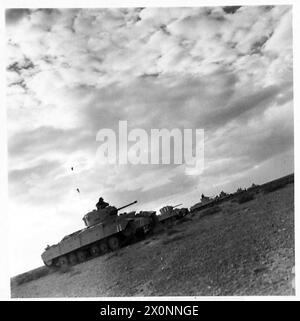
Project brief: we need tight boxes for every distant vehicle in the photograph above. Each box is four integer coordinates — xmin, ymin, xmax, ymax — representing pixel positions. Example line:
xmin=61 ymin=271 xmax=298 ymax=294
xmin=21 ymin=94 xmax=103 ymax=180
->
xmin=158 ymin=204 xmax=189 ymax=224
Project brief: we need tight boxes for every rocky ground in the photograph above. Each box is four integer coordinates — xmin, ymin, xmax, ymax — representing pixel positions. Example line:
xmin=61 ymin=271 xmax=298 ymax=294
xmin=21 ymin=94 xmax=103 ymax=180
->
xmin=11 ymin=181 xmax=294 ymax=297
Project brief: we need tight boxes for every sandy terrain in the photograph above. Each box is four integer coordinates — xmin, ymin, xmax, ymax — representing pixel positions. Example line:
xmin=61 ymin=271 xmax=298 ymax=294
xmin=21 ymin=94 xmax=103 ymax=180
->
xmin=11 ymin=181 xmax=294 ymax=297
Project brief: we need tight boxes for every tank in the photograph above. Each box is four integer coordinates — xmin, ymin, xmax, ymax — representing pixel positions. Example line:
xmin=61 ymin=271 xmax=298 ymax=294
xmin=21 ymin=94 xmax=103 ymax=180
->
xmin=41 ymin=201 xmax=155 ymax=268
xmin=158 ymin=203 xmax=189 ymax=224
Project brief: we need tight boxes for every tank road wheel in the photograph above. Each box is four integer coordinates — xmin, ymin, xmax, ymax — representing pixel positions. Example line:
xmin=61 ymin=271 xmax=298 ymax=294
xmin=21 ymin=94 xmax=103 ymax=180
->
xmin=68 ymin=253 xmax=77 ymax=265
xmin=57 ymin=256 xmax=68 ymax=269
xmin=76 ymin=250 xmax=86 ymax=263
xmin=99 ymin=241 xmax=109 ymax=254
xmin=90 ymin=245 xmax=100 ymax=257
xmin=44 ymin=260 xmax=53 ymax=267
xmin=108 ymin=236 xmax=120 ymax=251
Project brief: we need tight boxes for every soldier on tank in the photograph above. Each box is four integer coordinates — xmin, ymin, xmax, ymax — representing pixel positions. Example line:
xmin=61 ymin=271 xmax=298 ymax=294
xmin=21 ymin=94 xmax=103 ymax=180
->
xmin=96 ymin=197 xmax=109 ymax=210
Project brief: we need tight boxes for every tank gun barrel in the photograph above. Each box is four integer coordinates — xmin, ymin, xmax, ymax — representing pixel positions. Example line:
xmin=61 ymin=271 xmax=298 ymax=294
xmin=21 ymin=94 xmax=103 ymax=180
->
xmin=117 ymin=200 xmax=138 ymax=211
xmin=172 ymin=203 xmax=183 ymax=208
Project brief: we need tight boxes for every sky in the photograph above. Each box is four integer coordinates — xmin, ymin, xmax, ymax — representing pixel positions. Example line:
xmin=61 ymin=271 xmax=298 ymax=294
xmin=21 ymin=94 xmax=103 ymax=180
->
xmin=6 ymin=6 xmax=294 ymax=275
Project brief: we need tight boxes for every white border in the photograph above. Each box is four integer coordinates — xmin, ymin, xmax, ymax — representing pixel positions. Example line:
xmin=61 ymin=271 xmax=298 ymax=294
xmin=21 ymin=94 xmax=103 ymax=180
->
xmin=0 ymin=0 xmax=298 ymax=301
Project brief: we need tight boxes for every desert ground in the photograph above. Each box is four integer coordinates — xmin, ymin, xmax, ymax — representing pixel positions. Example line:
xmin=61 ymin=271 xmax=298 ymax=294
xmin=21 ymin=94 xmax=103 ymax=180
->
xmin=11 ymin=179 xmax=294 ymax=297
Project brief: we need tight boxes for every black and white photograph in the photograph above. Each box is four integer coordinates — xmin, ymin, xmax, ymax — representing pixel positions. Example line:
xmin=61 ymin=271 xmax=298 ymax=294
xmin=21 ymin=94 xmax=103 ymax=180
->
xmin=2 ymin=1 xmax=296 ymax=299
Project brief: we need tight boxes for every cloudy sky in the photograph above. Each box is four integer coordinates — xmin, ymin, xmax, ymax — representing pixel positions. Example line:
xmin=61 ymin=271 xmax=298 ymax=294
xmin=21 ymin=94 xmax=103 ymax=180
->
xmin=6 ymin=6 xmax=293 ymax=275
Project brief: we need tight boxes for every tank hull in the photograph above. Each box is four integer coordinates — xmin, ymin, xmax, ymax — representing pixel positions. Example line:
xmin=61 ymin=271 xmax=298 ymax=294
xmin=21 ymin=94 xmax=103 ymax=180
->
xmin=41 ymin=216 xmax=152 ymax=266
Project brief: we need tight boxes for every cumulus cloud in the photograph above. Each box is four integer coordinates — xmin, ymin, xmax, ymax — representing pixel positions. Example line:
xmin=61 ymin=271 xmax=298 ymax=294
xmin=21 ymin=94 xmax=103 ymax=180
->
xmin=6 ymin=6 xmax=293 ymax=274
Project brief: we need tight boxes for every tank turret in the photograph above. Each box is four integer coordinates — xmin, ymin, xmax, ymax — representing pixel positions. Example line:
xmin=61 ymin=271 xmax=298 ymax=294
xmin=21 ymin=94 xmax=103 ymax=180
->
xmin=83 ymin=201 xmax=137 ymax=227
